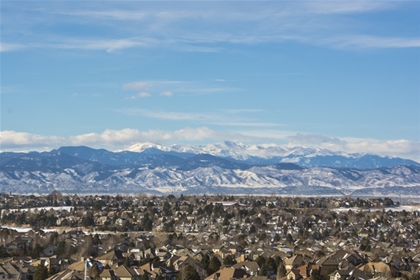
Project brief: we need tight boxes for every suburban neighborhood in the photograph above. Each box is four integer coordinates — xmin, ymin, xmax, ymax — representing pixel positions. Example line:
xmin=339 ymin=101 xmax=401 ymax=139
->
xmin=0 ymin=193 xmax=419 ymax=280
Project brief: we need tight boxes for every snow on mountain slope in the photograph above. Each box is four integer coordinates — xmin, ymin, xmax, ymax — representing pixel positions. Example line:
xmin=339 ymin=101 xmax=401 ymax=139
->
xmin=118 ymin=141 xmax=336 ymax=159
xmin=1 ymin=143 xmax=420 ymax=196
xmin=1 ymin=164 xmax=419 ymax=196
xmin=116 ymin=141 xmax=419 ymax=169
xmin=116 ymin=142 xmax=172 ymax=153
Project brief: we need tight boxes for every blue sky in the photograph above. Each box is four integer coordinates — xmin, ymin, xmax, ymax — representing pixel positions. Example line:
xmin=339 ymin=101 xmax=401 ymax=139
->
xmin=1 ymin=1 xmax=420 ymax=161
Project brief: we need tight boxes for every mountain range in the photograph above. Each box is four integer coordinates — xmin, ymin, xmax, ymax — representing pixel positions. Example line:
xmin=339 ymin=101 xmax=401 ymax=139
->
xmin=0 ymin=142 xmax=419 ymax=196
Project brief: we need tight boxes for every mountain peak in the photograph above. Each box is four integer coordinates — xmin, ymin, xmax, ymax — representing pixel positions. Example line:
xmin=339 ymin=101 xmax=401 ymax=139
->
xmin=112 ymin=141 xmax=419 ymax=168
xmin=117 ymin=142 xmax=170 ymax=153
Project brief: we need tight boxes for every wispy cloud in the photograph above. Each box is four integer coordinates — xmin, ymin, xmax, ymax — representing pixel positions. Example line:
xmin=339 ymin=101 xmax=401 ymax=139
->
xmin=220 ymin=109 xmax=264 ymax=114
xmin=323 ymin=35 xmax=420 ymax=49
xmin=160 ymin=91 xmax=173 ymax=97
xmin=2 ymin=2 xmax=417 ymax=53
xmin=120 ymin=109 xmax=215 ymax=121
xmin=123 ymin=82 xmax=151 ymax=91
xmin=0 ymin=86 xmax=22 ymax=94
xmin=117 ymin=107 xmax=280 ymax=128
xmin=304 ymin=1 xmax=394 ymax=15
xmin=180 ymin=87 xmax=239 ymax=95
xmin=50 ymin=37 xmax=152 ymax=52
xmin=59 ymin=10 xmax=150 ymax=21
xmin=122 ymin=80 xmax=238 ymax=99
xmin=125 ymin=92 xmax=151 ymax=100
xmin=0 ymin=43 xmax=26 ymax=52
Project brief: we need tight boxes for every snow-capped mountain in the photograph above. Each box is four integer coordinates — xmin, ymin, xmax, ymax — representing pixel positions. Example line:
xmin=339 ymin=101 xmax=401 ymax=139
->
xmin=0 ymin=144 xmax=419 ymax=196
xmin=118 ymin=141 xmax=419 ymax=169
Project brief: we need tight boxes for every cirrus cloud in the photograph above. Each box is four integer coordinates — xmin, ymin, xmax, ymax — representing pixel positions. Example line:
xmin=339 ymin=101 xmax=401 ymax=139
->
xmin=0 ymin=43 xmax=26 ymax=52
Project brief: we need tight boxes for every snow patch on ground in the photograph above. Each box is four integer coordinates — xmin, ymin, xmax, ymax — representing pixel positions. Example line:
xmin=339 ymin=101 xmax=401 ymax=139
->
xmin=333 ymin=205 xmax=420 ymax=213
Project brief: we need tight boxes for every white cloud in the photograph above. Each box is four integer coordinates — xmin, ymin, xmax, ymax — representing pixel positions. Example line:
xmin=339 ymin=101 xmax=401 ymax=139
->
xmin=122 ymin=82 xmax=151 ymax=91
xmin=0 ymin=128 xmax=246 ymax=151
xmin=138 ymin=92 xmax=151 ymax=98
xmin=304 ymin=1 xmax=393 ymax=15
xmin=55 ymin=38 xmax=151 ymax=52
xmin=160 ymin=91 xmax=173 ymax=97
xmin=0 ymin=131 xmax=65 ymax=150
xmin=125 ymin=92 xmax=151 ymax=99
xmin=323 ymin=35 xmax=420 ymax=49
xmin=61 ymin=10 xmax=149 ymax=21
xmin=123 ymin=82 xmax=153 ymax=99
xmin=286 ymin=133 xmax=420 ymax=161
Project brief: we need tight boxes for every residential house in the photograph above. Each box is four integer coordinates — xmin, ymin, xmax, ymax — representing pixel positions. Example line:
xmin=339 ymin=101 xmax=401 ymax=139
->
xmin=205 ymin=267 xmax=248 ymax=280
xmin=96 ymin=250 xmax=125 ymax=267
xmin=284 ymin=255 xmax=304 ymax=271
xmin=100 ymin=269 xmax=117 ymax=280
xmin=1 ymin=263 xmax=22 ymax=280
xmin=46 ymin=268 xmax=93 ymax=280
xmin=114 ymin=265 xmax=141 ymax=280
xmin=172 ymin=256 xmax=207 ymax=279
xmin=359 ymin=262 xmax=397 ymax=278
xmin=286 ymin=269 xmax=301 ymax=280
xmin=232 ymin=261 xmax=260 ymax=276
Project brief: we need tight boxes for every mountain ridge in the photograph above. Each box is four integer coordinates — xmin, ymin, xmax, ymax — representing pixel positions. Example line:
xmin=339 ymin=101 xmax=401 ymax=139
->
xmin=0 ymin=143 xmax=420 ymax=196
xmin=117 ymin=141 xmax=419 ymax=168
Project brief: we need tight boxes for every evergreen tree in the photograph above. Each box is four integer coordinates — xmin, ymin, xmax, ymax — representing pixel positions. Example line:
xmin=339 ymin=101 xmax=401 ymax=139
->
xmin=93 ymin=233 xmax=101 ymax=245
xmin=264 ymin=257 xmax=277 ymax=272
xmin=125 ymin=257 xmax=131 ymax=267
xmin=277 ymin=263 xmax=286 ymax=279
xmin=249 ymin=225 xmax=256 ymax=234
xmin=208 ymin=256 xmax=221 ymax=274
xmin=286 ymin=234 xmax=294 ymax=245
xmin=31 ymin=243 xmax=43 ymax=259
xmin=34 ymin=264 xmax=48 ymax=280
xmin=200 ymin=254 xmax=210 ymax=272
xmin=141 ymin=272 xmax=149 ymax=280
xmin=48 ymin=266 xmax=56 ymax=277
xmin=176 ymin=265 xmax=200 ymax=280
xmin=223 ymin=255 xmax=237 ymax=266
xmin=55 ymin=241 xmax=66 ymax=256
xmin=256 ymin=256 xmax=266 ymax=268
xmin=142 ymin=213 xmax=153 ymax=231
xmin=310 ymin=269 xmax=325 ymax=280
xmin=81 ymin=215 xmax=95 ymax=227
xmin=0 ymin=245 xmax=10 ymax=258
